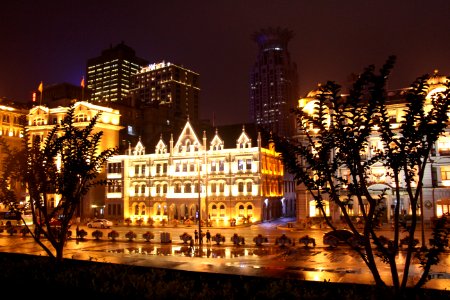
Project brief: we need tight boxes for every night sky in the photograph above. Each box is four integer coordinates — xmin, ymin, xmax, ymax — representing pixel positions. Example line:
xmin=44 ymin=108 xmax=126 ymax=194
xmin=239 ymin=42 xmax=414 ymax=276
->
xmin=1 ymin=0 xmax=449 ymax=125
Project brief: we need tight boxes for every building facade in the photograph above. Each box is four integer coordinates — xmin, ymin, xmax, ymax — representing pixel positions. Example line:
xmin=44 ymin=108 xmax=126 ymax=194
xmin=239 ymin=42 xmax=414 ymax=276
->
xmin=295 ymin=72 xmax=450 ymax=223
xmin=105 ymin=120 xmax=288 ymax=226
xmin=86 ymin=42 xmax=149 ymax=104
xmin=249 ymin=27 xmax=299 ymax=138
xmin=27 ymin=101 xmax=123 ymax=218
xmin=0 ymin=100 xmax=29 ymax=201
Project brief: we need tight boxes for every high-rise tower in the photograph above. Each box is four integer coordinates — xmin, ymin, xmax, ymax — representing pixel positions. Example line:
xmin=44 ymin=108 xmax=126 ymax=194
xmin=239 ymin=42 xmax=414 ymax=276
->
xmin=249 ymin=27 xmax=298 ymax=137
xmin=129 ymin=61 xmax=200 ymax=147
xmin=86 ymin=42 xmax=148 ymax=104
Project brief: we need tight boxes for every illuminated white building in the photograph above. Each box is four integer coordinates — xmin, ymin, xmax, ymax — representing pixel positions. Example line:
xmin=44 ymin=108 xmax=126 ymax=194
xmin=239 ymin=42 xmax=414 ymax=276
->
xmin=106 ymin=120 xmax=287 ymax=226
xmin=295 ymin=71 xmax=450 ymax=223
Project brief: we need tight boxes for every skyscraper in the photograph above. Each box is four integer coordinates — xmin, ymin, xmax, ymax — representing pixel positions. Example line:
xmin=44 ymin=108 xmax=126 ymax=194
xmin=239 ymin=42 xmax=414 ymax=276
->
xmin=249 ymin=27 xmax=299 ymax=137
xmin=130 ymin=61 xmax=200 ymax=146
xmin=86 ymin=42 xmax=148 ymax=104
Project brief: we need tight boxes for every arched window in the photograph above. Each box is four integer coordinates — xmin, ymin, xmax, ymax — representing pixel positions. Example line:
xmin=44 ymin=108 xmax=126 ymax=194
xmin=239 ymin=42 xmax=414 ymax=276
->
xmin=239 ymin=205 xmax=244 ymax=217
xmin=156 ymin=184 xmax=161 ymax=194
xmin=247 ymin=205 xmax=253 ymax=217
xmin=219 ymin=204 xmax=225 ymax=217
xmin=134 ymin=205 xmax=139 ymax=215
xmin=141 ymin=184 xmax=146 ymax=194
xmin=211 ymin=204 xmax=218 ymax=217
xmin=211 ymin=182 xmax=216 ymax=193
xmin=134 ymin=185 xmax=139 ymax=194
xmin=156 ymin=204 xmax=161 ymax=215
xmin=219 ymin=182 xmax=225 ymax=193
xmin=163 ymin=184 xmax=168 ymax=193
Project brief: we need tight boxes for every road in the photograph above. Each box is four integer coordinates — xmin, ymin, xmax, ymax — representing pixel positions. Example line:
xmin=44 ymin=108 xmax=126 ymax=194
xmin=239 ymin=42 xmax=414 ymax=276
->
xmin=0 ymin=217 xmax=448 ymax=290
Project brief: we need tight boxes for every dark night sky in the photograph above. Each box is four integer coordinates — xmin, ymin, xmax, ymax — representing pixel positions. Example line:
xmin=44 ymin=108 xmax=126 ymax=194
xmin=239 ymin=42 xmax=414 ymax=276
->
xmin=1 ymin=0 xmax=449 ymax=125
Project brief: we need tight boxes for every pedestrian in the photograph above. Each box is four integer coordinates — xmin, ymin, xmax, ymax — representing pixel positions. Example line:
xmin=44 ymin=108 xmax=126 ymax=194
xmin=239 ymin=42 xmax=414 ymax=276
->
xmin=199 ymin=230 xmax=203 ymax=244
xmin=194 ymin=230 xmax=198 ymax=244
xmin=206 ymin=230 xmax=211 ymax=243
xmin=189 ymin=237 xmax=194 ymax=249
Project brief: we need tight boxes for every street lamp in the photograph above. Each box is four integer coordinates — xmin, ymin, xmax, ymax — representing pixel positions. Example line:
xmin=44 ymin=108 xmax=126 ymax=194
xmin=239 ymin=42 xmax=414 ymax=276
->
xmin=198 ymin=157 xmax=202 ymax=245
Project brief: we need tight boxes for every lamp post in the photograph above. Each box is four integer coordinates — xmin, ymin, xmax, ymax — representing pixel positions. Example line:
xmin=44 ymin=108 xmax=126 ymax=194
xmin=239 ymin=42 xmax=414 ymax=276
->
xmin=198 ymin=157 xmax=202 ymax=245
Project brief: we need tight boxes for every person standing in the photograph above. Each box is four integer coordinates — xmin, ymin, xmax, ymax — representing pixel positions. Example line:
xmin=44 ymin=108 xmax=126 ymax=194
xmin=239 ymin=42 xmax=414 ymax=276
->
xmin=206 ymin=230 xmax=211 ymax=243
xmin=194 ymin=230 xmax=199 ymax=244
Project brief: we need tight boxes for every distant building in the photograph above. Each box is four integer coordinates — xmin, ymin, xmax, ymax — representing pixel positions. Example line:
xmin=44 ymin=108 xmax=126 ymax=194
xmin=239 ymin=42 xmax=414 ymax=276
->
xmin=27 ymin=101 xmax=123 ymax=219
xmin=249 ymin=27 xmax=299 ymax=138
xmin=86 ymin=42 xmax=148 ymax=104
xmin=295 ymin=71 xmax=450 ymax=223
xmin=129 ymin=61 xmax=200 ymax=148
xmin=0 ymin=100 xmax=29 ymax=201
xmin=105 ymin=120 xmax=290 ymax=226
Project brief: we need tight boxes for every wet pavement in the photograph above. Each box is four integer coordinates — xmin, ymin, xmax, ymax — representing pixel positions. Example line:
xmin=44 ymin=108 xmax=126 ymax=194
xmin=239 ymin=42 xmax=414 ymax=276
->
xmin=0 ymin=217 xmax=449 ymax=291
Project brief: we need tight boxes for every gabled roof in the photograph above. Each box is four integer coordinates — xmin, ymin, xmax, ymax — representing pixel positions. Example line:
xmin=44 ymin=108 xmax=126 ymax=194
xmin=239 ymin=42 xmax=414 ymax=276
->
xmin=173 ymin=120 xmax=202 ymax=154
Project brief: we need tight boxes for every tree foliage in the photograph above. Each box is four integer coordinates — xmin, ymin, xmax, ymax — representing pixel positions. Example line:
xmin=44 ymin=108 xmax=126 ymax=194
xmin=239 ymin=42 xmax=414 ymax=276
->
xmin=0 ymin=105 xmax=117 ymax=261
xmin=267 ymin=56 xmax=450 ymax=295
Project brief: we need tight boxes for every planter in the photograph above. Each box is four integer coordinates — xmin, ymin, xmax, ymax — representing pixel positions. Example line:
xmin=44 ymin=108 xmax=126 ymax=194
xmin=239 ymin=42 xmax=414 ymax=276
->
xmin=179 ymin=232 xmax=192 ymax=244
xmin=108 ymin=230 xmax=119 ymax=241
xmin=142 ymin=231 xmax=154 ymax=242
xmin=253 ymin=234 xmax=268 ymax=246
xmin=92 ymin=230 xmax=103 ymax=240
xmin=125 ymin=231 xmax=137 ymax=241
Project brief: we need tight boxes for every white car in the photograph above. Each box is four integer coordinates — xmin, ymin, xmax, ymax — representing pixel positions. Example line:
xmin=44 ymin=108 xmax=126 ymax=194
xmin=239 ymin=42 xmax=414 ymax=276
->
xmin=87 ymin=219 xmax=113 ymax=229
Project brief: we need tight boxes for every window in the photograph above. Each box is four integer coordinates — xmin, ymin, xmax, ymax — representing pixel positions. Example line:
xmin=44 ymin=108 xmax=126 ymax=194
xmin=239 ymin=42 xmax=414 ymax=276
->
xmin=219 ymin=182 xmax=225 ymax=193
xmin=211 ymin=182 xmax=216 ymax=193
xmin=141 ymin=184 xmax=146 ymax=194
xmin=135 ymin=185 xmax=139 ymax=194
xmin=135 ymin=165 xmax=139 ymax=175
xmin=219 ymin=160 xmax=224 ymax=171
xmin=238 ymin=182 xmax=244 ymax=193
xmin=441 ymin=168 xmax=450 ymax=180
xmin=239 ymin=205 xmax=245 ymax=217
xmin=174 ymin=183 xmax=181 ymax=193
xmin=211 ymin=204 xmax=217 ymax=217
xmin=183 ymin=163 xmax=187 ymax=172
xmin=247 ymin=205 xmax=253 ymax=217
xmin=185 ymin=183 xmax=192 ymax=193
xmin=75 ymin=114 xmax=88 ymax=122
xmin=163 ymin=184 xmax=167 ymax=193
xmin=211 ymin=161 xmax=216 ymax=172
xmin=238 ymin=159 xmax=244 ymax=171
xmin=246 ymin=159 xmax=252 ymax=171
xmin=246 ymin=182 xmax=252 ymax=194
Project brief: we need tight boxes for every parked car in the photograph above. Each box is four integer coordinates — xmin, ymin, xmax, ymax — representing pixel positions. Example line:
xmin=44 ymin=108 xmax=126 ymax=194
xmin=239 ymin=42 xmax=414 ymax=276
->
xmin=323 ymin=229 xmax=354 ymax=247
xmin=87 ymin=219 xmax=113 ymax=229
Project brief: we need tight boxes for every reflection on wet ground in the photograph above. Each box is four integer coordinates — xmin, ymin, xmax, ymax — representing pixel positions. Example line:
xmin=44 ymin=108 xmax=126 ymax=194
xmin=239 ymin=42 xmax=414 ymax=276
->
xmin=103 ymin=244 xmax=283 ymax=259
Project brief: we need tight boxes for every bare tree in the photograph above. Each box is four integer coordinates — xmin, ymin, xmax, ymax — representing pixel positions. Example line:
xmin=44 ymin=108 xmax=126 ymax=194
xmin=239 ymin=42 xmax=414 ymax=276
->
xmin=267 ymin=56 xmax=450 ymax=296
xmin=0 ymin=105 xmax=117 ymax=261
